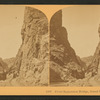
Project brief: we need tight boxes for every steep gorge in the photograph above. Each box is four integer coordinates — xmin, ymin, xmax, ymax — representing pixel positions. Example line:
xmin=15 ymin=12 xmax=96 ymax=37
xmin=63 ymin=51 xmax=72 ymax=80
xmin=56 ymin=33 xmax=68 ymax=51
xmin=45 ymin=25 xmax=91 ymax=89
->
xmin=8 ymin=7 xmax=49 ymax=86
xmin=50 ymin=10 xmax=86 ymax=83
xmin=0 ymin=7 xmax=98 ymax=86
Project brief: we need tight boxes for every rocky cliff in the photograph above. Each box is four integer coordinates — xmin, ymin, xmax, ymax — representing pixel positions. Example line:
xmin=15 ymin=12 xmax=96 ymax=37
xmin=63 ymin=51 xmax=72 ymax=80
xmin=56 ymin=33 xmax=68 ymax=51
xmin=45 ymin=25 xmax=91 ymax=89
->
xmin=50 ymin=10 xmax=86 ymax=83
xmin=9 ymin=7 xmax=49 ymax=86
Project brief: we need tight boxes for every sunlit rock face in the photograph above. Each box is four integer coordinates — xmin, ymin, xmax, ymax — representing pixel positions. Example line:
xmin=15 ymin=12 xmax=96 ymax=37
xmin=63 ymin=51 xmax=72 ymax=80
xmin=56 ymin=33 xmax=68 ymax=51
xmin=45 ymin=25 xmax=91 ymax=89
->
xmin=50 ymin=10 xmax=86 ymax=83
xmin=10 ymin=7 xmax=49 ymax=86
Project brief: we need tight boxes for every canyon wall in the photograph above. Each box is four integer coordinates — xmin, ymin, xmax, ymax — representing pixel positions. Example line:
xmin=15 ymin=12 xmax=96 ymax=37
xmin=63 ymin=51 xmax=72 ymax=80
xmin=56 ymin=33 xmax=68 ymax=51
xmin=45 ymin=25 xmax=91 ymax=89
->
xmin=9 ymin=7 xmax=49 ymax=86
xmin=50 ymin=10 xmax=86 ymax=83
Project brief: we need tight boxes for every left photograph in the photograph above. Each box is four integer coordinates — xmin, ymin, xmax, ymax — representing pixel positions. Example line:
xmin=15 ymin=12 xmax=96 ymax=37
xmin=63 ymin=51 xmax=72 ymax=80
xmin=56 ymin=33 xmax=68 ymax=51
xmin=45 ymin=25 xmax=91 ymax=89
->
xmin=0 ymin=6 xmax=49 ymax=86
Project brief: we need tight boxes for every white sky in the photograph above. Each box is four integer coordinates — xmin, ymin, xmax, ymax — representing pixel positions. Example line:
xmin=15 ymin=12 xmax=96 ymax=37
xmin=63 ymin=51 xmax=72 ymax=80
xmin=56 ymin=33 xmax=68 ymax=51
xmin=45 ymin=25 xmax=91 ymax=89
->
xmin=0 ymin=6 xmax=25 ymax=59
xmin=1 ymin=5 xmax=100 ymax=59
xmin=62 ymin=5 xmax=100 ymax=58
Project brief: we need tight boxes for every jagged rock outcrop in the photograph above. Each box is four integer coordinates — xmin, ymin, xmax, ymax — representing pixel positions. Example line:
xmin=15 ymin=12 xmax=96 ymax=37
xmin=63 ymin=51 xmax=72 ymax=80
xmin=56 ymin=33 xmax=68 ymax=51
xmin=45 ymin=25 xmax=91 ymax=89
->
xmin=50 ymin=10 xmax=86 ymax=83
xmin=9 ymin=7 xmax=49 ymax=86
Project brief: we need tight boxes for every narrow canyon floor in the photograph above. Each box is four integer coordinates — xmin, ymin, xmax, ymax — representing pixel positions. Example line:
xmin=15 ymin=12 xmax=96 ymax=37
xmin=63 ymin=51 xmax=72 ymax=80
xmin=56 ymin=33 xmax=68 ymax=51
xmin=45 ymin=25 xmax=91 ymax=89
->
xmin=50 ymin=75 xmax=100 ymax=87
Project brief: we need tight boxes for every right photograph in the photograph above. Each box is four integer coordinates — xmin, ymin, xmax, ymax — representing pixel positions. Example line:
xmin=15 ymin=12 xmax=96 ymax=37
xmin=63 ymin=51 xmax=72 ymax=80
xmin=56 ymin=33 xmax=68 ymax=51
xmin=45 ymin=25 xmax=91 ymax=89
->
xmin=50 ymin=5 xmax=100 ymax=86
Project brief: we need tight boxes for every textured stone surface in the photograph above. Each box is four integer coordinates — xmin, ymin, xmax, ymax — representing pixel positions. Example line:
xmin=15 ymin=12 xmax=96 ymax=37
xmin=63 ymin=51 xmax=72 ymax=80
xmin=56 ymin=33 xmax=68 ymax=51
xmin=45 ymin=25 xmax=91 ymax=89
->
xmin=50 ymin=10 xmax=86 ymax=83
xmin=9 ymin=7 xmax=49 ymax=86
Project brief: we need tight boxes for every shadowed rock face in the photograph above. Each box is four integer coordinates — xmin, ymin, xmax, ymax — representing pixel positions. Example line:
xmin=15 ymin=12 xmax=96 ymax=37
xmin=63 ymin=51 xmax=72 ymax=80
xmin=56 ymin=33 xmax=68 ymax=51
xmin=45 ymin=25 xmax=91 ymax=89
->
xmin=10 ymin=7 xmax=49 ymax=86
xmin=50 ymin=10 xmax=86 ymax=83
